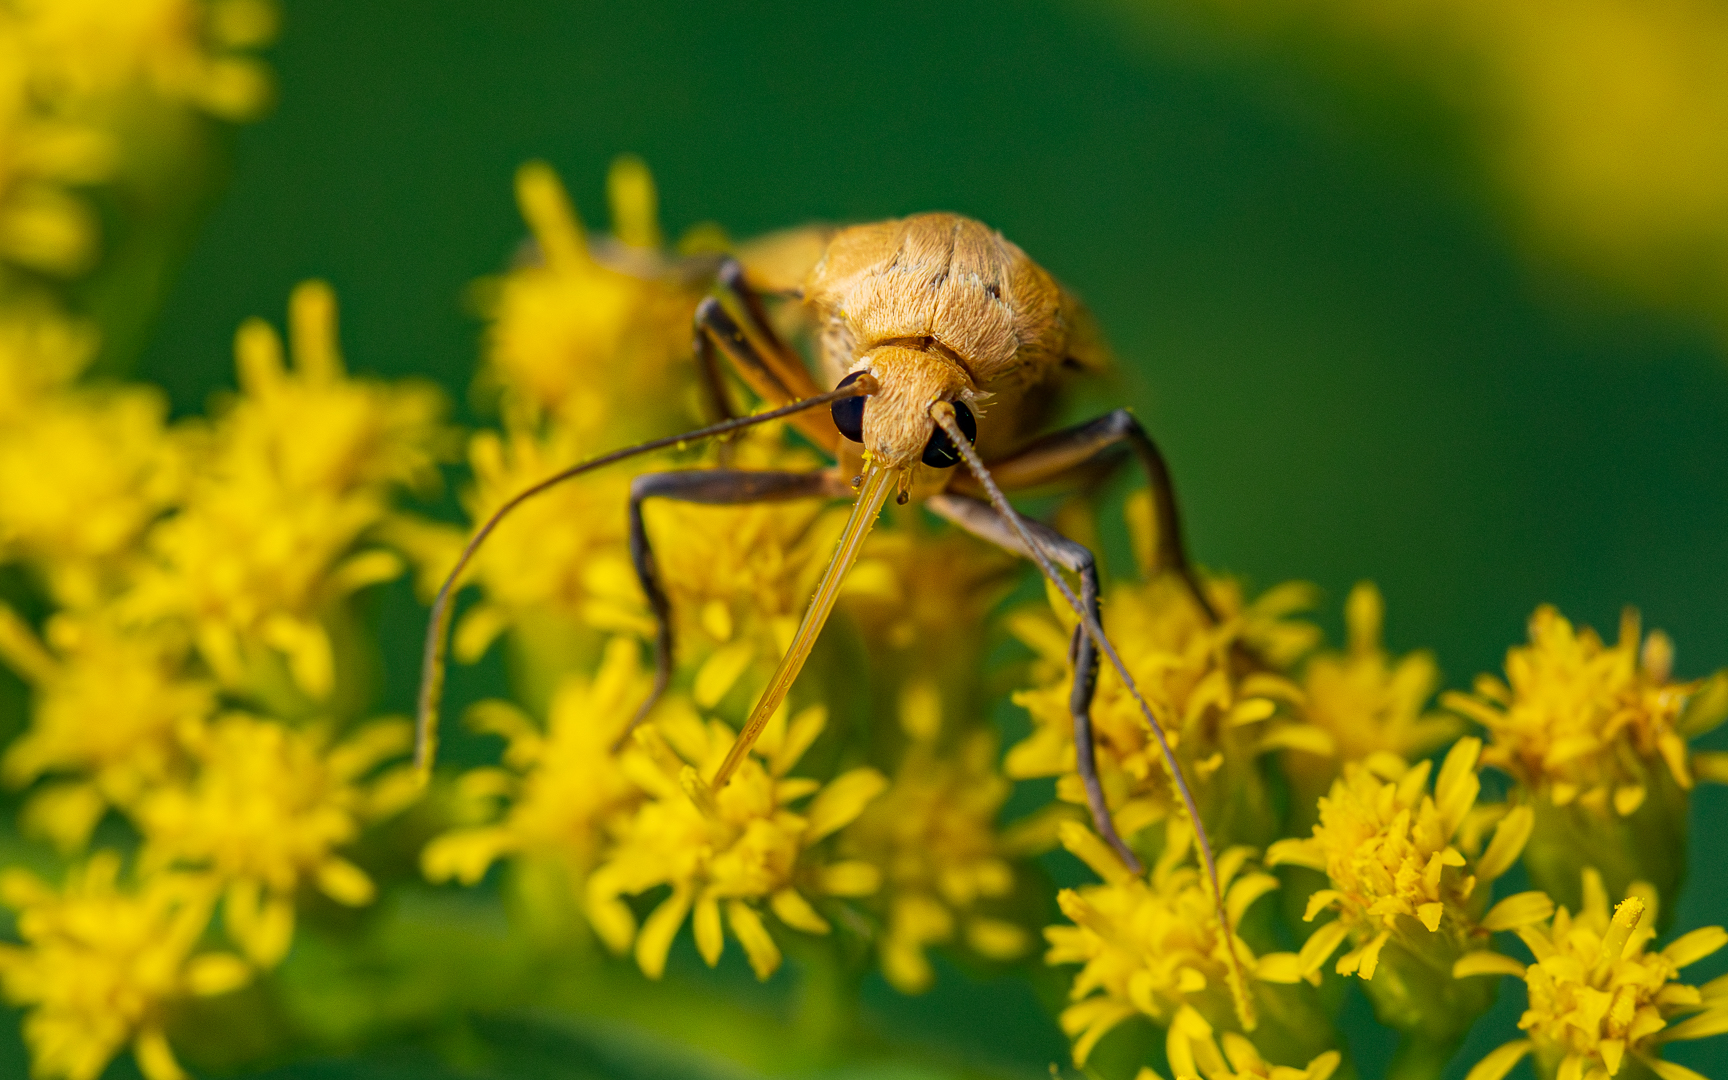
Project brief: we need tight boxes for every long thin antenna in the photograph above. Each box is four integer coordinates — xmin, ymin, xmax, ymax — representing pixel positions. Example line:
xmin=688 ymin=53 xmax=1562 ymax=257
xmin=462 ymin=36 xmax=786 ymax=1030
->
xmin=930 ymin=402 xmax=1254 ymax=1030
xmin=414 ymin=379 xmax=873 ymax=780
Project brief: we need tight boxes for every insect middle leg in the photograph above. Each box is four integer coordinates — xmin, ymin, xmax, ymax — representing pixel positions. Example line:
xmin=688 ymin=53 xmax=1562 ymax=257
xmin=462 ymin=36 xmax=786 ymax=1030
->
xmin=925 ymin=491 xmax=1142 ymax=871
xmin=947 ymin=408 xmax=1214 ymax=621
xmin=627 ymin=468 xmax=847 ymax=732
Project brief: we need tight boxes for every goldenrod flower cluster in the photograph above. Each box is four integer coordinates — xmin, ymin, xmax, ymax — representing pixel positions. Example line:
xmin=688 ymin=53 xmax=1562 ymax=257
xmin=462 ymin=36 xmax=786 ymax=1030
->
xmin=0 ymin=31 xmax=1723 ymax=1080
xmin=0 ymin=280 xmax=446 ymax=1078
xmin=1445 ymin=606 xmax=1728 ymax=910
xmin=0 ymin=0 xmax=274 ymax=277
xmin=1456 ymin=869 xmax=1727 ymax=1080
xmin=400 ymin=160 xmax=1045 ymax=1001
xmin=1031 ymin=564 xmax=1726 ymax=1077
xmin=1046 ymin=818 xmax=1280 ymax=1066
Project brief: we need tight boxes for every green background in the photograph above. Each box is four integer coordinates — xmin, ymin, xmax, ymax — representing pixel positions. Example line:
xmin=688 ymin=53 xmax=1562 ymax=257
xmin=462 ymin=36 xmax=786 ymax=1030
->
xmin=28 ymin=0 xmax=1728 ymax=1076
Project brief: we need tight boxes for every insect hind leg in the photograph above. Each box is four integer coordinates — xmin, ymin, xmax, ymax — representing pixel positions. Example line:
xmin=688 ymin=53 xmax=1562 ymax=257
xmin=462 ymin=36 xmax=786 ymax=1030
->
xmin=926 ymin=492 xmax=1142 ymax=873
xmin=627 ymin=467 xmax=848 ymax=739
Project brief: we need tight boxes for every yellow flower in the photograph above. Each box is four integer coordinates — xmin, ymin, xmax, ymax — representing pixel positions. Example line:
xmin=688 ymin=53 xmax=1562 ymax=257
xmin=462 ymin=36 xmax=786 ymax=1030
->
xmin=0 ymin=607 xmax=213 ymax=852
xmin=20 ymin=0 xmax=277 ymax=120
xmin=386 ymin=421 xmax=640 ymax=675
xmin=0 ymin=27 xmax=109 ymax=274
xmin=1266 ymin=738 xmax=1540 ymax=981
xmin=1006 ymin=568 xmax=1316 ymax=850
xmin=586 ymin=701 xmax=886 ymax=981
xmin=421 ymin=636 xmax=648 ymax=887
xmin=0 ymin=851 xmax=250 ymax=1080
xmin=841 ymin=524 xmax=1017 ymax=654
xmin=1296 ymin=582 xmax=1460 ymax=771
xmin=1161 ymin=1006 xmax=1342 ymax=1080
xmin=1443 ymin=605 xmax=1728 ymax=909
xmin=134 ymin=713 xmax=416 ymax=966
xmin=477 ymin=158 xmax=697 ymax=438
xmin=123 ymin=282 xmax=448 ymax=699
xmin=0 ymin=303 xmax=95 ymax=422
xmin=0 ymin=380 xmax=181 ymax=607
xmin=838 ymin=687 xmax=1028 ymax=993
xmin=0 ymin=0 xmax=274 ymax=275
xmin=640 ymin=435 xmax=847 ymax=691
xmin=1455 ymin=869 xmax=1728 ymax=1080
xmin=1045 ymin=820 xmax=1279 ymax=1065
xmin=1445 ymin=605 xmax=1726 ymax=810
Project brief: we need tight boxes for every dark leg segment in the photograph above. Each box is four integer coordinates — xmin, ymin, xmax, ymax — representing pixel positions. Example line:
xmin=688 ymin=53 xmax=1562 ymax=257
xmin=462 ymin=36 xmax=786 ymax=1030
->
xmin=693 ymin=297 xmax=837 ymax=453
xmin=927 ymin=492 xmax=1143 ymax=872
xmin=717 ymin=259 xmax=823 ymax=400
xmin=628 ymin=468 xmax=845 ymax=736
xmin=949 ymin=409 xmax=1214 ymax=621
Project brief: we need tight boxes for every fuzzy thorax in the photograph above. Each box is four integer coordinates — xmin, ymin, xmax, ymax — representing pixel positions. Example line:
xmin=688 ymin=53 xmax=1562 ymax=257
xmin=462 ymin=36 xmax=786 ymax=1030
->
xmin=853 ymin=345 xmax=976 ymax=469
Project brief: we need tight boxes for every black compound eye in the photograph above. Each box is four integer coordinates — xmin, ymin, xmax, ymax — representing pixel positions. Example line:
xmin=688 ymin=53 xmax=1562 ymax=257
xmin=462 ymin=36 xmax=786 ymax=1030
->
xmin=831 ymin=371 xmax=867 ymax=443
xmin=920 ymin=399 xmax=977 ymax=468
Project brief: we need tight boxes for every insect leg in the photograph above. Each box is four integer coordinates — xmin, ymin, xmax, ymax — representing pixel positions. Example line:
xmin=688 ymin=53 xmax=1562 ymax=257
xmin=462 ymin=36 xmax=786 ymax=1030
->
xmin=716 ymin=258 xmax=824 ymax=400
xmin=627 ymin=467 xmax=848 ymax=736
xmin=694 ymin=297 xmax=838 ymax=452
xmin=925 ymin=491 xmax=1141 ymax=871
xmin=949 ymin=409 xmax=1214 ymax=620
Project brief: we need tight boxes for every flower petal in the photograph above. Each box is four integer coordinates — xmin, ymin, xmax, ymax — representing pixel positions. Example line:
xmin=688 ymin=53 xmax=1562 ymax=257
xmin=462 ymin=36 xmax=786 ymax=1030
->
xmin=1463 ymin=1041 xmax=1532 ymax=1080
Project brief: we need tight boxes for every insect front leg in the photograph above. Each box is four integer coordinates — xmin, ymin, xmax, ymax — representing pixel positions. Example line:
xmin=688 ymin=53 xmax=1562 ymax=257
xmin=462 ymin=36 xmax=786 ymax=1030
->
xmin=693 ymin=290 xmax=837 ymax=453
xmin=947 ymin=409 xmax=1214 ymax=621
xmin=627 ymin=468 xmax=848 ymax=738
xmin=925 ymin=492 xmax=1142 ymax=873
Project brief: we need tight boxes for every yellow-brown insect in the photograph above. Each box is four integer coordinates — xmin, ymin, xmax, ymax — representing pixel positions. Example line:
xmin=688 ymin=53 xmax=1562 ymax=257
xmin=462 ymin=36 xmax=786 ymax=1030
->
xmin=416 ymin=211 xmax=1247 ymax=1013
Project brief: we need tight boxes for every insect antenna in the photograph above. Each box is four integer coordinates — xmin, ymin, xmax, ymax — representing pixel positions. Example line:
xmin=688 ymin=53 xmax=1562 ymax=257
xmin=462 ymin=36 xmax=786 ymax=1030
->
xmin=929 ymin=401 xmax=1256 ymax=1031
xmin=414 ymin=377 xmax=876 ymax=781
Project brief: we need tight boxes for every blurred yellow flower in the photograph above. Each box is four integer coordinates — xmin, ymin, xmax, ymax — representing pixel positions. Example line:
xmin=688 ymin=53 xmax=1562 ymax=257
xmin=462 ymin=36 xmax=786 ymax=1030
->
xmin=19 ymin=0 xmax=277 ymax=119
xmin=1296 ymin=582 xmax=1459 ymax=771
xmin=1046 ymin=819 xmax=1277 ymax=1065
xmin=839 ymin=687 xmax=1027 ymax=993
xmin=123 ymin=281 xmax=447 ymax=699
xmin=421 ymin=636 xmax=648 ymax=887
xmin=0 ymin=301 xmax=96 ymax=420
xmin=386 ymin=422 xmax=640 ymax=671
xmin=0 ymin=607 xmax=213 ymax=852
xmin=0 ymin=381 xmax=180 ymax=607
xmin=477 ymin=158 xmax=696 ymax=438
xmin=0 ymin=851 xmax=250 ymax=1080
xmin=641 ymin=436 xmax=846 ymax=685
xmin=1455 ymin=869 xmax=1728 ymax=1080
xmin=841 ymin=525 xmax=1016 ymax=655
xmin=586 ymin=702 xmax=886 ymax=981
xmin=135 ymin=713 xmax=415 ymax=966
xmin=0 ymin=0 xmax=275 ymax=275
xmin=1171 ymin=0 xmax=1728 ymax=338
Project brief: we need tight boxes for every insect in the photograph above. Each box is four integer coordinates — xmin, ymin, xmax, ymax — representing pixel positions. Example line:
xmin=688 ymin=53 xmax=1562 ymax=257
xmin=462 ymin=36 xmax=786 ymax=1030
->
xmin=416 ymin=212 xmax=1241 ymax=994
